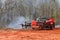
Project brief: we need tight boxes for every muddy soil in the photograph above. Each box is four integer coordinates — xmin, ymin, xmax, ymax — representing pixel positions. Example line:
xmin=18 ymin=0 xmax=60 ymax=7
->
xmin=0 ymin=28 xmax=60 ymax=40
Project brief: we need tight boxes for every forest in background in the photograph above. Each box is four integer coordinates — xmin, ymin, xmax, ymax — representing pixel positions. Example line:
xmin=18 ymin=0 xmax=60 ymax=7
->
xmin=0 ymin=0 xmax=60 ymax=28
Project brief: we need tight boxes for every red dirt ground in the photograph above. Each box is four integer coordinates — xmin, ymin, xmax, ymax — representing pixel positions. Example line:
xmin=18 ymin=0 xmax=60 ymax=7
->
xmin=0 ymin=28 xmax=60 ymax=40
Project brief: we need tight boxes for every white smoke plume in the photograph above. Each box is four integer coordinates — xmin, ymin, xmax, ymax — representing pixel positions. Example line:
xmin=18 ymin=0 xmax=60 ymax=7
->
xmin=7 ymin=16 xmax=27 ymax=29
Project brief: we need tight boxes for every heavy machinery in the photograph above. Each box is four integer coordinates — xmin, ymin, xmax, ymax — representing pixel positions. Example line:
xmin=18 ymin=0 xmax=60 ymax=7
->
xmin=21 ymin=17 xmax=55 ymax=30
xmin=35 ymin=17 xmax=55 ymax=30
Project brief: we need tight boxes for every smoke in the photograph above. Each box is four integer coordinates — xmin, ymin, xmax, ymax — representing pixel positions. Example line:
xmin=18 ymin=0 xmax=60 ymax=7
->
xmin=7 ymin=16 xmax=27 ymax=29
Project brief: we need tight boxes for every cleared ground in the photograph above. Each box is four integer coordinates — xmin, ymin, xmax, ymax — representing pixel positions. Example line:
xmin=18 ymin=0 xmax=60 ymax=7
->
xmin=0 ymin=28 xmax=60 ymax=40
